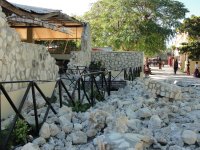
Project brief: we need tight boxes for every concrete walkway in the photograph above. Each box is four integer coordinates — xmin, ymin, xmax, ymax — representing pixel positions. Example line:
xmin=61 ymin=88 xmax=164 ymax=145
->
xmin=149 ymin=65 xmax=200 ymax=84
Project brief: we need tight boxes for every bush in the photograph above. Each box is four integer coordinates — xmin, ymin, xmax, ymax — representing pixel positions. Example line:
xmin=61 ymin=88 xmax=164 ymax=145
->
xmin=89 ymin=61 xmax=105 ymax=71
xmin=13 ymin=119 xmax=30 ymax=144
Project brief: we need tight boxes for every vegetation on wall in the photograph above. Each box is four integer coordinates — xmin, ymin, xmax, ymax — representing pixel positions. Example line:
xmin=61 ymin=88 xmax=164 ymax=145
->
xmin=89 ymin=61 xmax=105 ymax=71
xmin=82 ymin=0 xmax=188 ymax=55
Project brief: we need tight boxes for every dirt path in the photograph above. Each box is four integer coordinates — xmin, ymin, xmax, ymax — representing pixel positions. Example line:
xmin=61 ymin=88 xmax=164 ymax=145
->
xmin=149 ymin=65 xmax=200 ymax=84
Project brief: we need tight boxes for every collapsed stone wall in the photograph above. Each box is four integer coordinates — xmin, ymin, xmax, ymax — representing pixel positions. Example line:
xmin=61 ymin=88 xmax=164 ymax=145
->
xmin=6 ymin=77 xmax=200 ymax=150
xmin=68 ymin=23 xmax=91 ymax=68
xmin=144 ymin=79 xmax=182 ymax=100
xmin=92 ymin=51 xmax=143 ymax=70
xmin=0 ymin=7 xmax=58 ymax=91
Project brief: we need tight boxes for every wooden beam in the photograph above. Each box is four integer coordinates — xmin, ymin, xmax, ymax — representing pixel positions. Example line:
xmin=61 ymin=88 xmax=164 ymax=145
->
xmin=8 ymin=17 xmax=72 ymax=35
xmin=10 ymin=25 xmax=84 ymax=28
xmin=26 ymin=27 xmax=33 ymax=43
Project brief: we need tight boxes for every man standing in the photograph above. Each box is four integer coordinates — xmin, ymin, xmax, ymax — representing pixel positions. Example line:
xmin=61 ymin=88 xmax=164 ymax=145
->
xmin=174 ymin=59 xmax=178 ymax=74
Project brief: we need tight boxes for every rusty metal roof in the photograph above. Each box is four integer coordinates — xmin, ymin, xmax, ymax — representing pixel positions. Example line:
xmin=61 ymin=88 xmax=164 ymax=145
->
xmin=11 ymin=3 xmax=61 ymax=14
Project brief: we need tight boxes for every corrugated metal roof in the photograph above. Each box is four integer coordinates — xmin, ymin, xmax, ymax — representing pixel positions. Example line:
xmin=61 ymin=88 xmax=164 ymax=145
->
xmin=11 ymin=3 xmax=61 ymax=14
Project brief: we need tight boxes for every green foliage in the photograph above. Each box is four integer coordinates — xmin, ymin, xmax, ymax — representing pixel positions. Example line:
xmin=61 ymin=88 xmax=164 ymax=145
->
xmin=179 ymin=41 xmax=200 ymax=60
xmin=82 ymin=0 xmax=188 ymax=55
xmin=92 ymin=90 xmax=104 ymax=101
xmin=13 ymin=119 xmax=30 ymax=144
xmin=0 ymin=119 xmax=30 ymax=149
xmin=68 ymin=101 xmax=91 ymax=112
xmin=35 ymin=40 xmax=80 ymax=53
xmin=178 ymin=16 xmax=200 ymax=40
xmin=89 ymin=61 xmax=105 ymax=71
xmin=178 ymin=16 xmax=200 ymax=60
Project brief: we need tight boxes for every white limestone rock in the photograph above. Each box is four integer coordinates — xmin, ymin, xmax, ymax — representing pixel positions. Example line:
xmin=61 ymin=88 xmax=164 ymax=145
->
xmin=74 ymin=123 xmax=83 ymax=131
xmin=168 ymin=145 xmax=184 ymax=150
xmin=86 ymin=128 xmax=97 ymax=138
xmin=36 ymin=97 xmax=46 ymax=108
xmin=56 ymin=131 xmax=66 ymax=140
xmin=197 ymin=134 xmax=200 ymax=145
xmin=115 ymin=116 xmax=128 ymax=133
xmin=41 ymin=143 xmax=55 ymax=150
xmin=103 ymin=132 xmax=152 ymax=150
xmin=21 ymin=143 xmax=40 ymax=150
xmin=58 ymin=106 xmax=72 ymax=118
xmin=59 ymin=115 xmax=72 ymax=126
xmin=125 ymin=107 xmax=137 ymax=119
xmin=144 ymin=98 xmax=155 ymax=105
xmin=33 ymin=137 xmax=46 ymax=146
xmin=1 ymin=116 xmax=14 ymax=130
xmin=89 ymin=110 xmax=108 ymax=130
xmin=137 ymin=107 xmax=152 ymax=118
xmin=72 ymin=131 xmax=87 ymax=144
xmin=182 ymin=130 xmax=197 ymax=145
xmin=62 ymin=121 xmax=73 ymax=133
xmin=148 ymin=115 xmax=162 ymax=129
xmin=39 ymin=123 xmax=51 ymax=139
xmin=127 ymin=119 xmax=141 ymax=131
xmin=49 ymin=123 xmax=60 ymax=136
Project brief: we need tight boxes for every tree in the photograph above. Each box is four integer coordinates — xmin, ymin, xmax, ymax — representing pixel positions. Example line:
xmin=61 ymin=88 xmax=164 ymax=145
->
xmin=178 ymin=16 xmax=200 ymax=60
xmin=83 ymin=0 xmax=188 ymax=55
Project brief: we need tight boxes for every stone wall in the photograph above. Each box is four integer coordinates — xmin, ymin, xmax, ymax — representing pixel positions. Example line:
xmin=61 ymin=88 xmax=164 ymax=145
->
xmin=67 ymin=51 xmax=91 ymax=68
xmin=92 ymin=51 xmax=144 ymax=70
xmin=68 ymin=23 xmax=91 ymax=68
xmin=0 ymin=7 xmax=58 ymax=91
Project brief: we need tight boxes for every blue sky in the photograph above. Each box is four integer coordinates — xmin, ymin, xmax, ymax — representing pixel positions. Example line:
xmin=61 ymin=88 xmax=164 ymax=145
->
xmin=177 ymin=0 xmax=200 ymax=17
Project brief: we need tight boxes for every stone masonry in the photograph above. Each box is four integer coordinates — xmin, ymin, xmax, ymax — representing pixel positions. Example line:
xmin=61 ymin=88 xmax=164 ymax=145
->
xmin=92 ymin=51 xmax=143 ymax=70
xmin=0 ymin=7 xmax=58 ymax=91
xmin=144 ymin=79 xmax=182 ymax=100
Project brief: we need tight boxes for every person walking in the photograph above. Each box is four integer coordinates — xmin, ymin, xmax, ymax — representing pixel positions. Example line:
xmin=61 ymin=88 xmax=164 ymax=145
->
xmin=194 ymin=62 xmax=200 ymax=77
xmin=186 ymin=61 xmax=190 ymax=75
xmin=174 ymin=59 xmax=178 ymax=74
xmin=158 ymin=57 xmax=162 ymax=69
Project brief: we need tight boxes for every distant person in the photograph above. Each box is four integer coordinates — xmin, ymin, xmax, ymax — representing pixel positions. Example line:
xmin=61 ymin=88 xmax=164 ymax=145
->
xmin=168 ymin=56 xmax=172 ymax=67
xmin=194 ymin=62 xmax=200 ymax=77
xmin=158 ymin=58 xmax=162 ymax=69
xmin=162 ymin=61 xmax=165 ymax=67
xmin=186 ymin=61 xmax=190 ymax=75
xmin=173 ymin=59 xmax=178 ymax=74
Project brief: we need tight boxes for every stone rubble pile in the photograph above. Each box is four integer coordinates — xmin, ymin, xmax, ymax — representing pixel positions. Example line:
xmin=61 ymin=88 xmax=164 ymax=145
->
xmin=9 ymin=77 xmax=200 ymax=150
